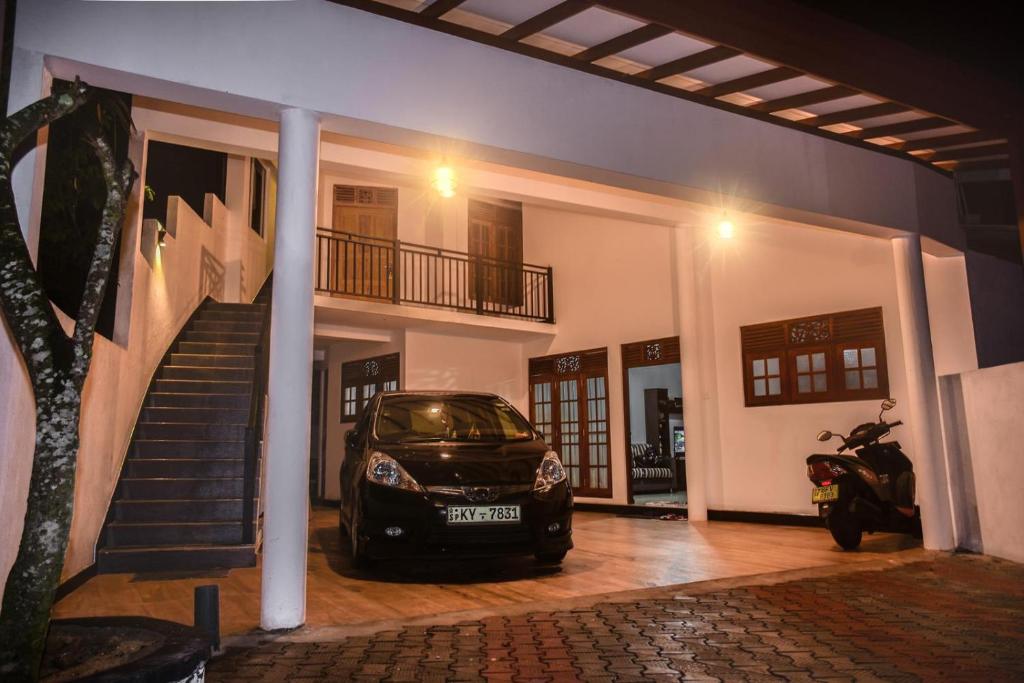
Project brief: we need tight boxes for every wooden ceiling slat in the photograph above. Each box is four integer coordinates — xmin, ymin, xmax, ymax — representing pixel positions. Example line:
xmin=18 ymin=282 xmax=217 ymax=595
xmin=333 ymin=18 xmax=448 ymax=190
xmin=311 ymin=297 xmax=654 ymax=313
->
xmin=694 ymin=66 xmax=802 ymax=98
xmin=929 ymin=143 xmax=1010 ymax=163
xmin=501 ymin=0 xmax=595 ymax=42
xmin=634 ymin=45 xmax=740 ymax=81
xmin=898 ymin=131 xmax=996 ymax=152
xmin=419 ymin=0 xmax=468 ymax=19
xmin=573 ymin=23 xmax=672 ymax=62
xmin=854 ymin=116 xmax=955 ymax=140
xmin=799 ymin=102 xmax=910 ymax=128
xmin=748 ymin=85 xmax=857 ymax=113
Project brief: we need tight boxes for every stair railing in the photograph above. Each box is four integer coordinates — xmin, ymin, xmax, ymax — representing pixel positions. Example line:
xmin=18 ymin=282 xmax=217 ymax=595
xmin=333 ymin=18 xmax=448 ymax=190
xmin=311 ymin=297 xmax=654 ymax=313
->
xmin=242 ymin=279 xmax=272 ymax=545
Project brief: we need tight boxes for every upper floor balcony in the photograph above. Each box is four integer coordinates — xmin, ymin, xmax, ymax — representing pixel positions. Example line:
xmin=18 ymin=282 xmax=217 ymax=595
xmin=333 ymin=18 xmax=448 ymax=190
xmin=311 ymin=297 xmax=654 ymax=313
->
xmin=314 ymin=228 xmax=554 ymax=324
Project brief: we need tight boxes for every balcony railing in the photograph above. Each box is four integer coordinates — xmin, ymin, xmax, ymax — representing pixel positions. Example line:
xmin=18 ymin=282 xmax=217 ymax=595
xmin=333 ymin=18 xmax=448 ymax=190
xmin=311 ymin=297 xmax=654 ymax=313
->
xmin=315 ymin=228 xmax=554 ymax=323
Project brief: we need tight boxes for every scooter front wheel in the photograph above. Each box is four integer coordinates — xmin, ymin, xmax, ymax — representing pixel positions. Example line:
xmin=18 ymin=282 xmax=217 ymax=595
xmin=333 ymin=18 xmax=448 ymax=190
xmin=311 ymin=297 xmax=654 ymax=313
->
xmin=827 ymin=506 xmax=863 ymax=550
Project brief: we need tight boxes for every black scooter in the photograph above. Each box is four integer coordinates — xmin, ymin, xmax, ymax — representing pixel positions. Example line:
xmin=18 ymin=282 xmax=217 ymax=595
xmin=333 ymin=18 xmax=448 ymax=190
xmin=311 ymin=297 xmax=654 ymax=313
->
xmin=806 ymin=399 xmax=921 ymax=550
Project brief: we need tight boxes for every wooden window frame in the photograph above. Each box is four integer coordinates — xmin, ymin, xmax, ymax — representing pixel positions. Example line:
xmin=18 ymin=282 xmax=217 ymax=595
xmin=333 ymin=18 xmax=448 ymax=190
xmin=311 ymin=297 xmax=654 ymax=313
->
xmin=468 ymin=197 xmax=524 ymax=307
xmin=528 ymin=348 xmax=612 ymax=498
xmin=340 ymin=352 xmax=400 ymax=422
xmin=740 ymin=307 xmax=889 ymax=407
xmin=620 ymin=337 xmax=682 ymax=504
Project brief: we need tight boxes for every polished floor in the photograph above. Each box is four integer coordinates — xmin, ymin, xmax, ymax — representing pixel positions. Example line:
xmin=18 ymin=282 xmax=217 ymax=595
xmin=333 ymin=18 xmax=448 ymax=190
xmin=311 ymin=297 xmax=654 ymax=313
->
xmin=53 ymin=508 xmax=920 ymax=636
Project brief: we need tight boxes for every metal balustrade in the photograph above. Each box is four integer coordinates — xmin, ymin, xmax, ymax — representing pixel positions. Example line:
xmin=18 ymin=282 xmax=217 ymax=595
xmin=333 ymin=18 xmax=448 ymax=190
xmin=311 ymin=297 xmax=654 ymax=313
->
xmin=315 ymin=228 xmax=554 ymax=323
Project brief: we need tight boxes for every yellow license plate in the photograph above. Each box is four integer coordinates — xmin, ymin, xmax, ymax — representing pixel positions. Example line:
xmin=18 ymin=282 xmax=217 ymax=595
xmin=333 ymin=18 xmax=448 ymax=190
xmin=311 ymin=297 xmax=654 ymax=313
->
xmin=811 ymin=484 xmax=839 ymax=503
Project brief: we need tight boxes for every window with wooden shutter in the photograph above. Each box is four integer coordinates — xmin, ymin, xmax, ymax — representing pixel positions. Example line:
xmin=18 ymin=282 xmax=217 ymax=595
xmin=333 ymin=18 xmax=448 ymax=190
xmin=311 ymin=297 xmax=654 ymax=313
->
xmin=740 ymin=307 xmax=889 ymax=406
xmin=340 ymin=352 xmax=400 ymax=422
xmin=528 ymin=348 xmax=611 ymax=497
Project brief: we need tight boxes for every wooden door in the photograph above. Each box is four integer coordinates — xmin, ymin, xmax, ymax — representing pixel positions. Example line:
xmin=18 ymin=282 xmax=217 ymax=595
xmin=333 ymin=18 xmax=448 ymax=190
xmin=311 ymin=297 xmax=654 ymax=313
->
xmin=332 ymin=185 xmax=397 ymax=298
xmin=529 ymin=349 xmax=611 ymax=497
xmin=468 ymin=199 xmax=523 ymax=307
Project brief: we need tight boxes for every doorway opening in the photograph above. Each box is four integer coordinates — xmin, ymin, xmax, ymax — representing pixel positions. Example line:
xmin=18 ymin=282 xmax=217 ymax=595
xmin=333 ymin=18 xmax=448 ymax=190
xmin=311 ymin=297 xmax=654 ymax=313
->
xmin=622 ymin=338 xmax=686 ymax=509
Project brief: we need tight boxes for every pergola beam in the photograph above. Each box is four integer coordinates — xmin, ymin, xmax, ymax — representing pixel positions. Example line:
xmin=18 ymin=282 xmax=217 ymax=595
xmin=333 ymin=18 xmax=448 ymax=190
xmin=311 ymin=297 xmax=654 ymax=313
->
xmin=853 ymin=116 xmax=955 ymax=141
xmin=898 ymin=131 xmax=997 ymax=152
xmin=418 ymin=0 xmax=468 ymax=20
xmin=634 ymin=45 xmax=740 ymax=81
xmin=748 ymin=84 xmax=857 ymax=113
xmin=797 ymin=102 xmax=909 ymax=128
xmin=573 ymin=23 xmax=672 ymax=62
xmin=928 ymin=143 xmax=1010 ymax=163
xmin=694 ymin=66 xmax=801 ymax=99
xmin=501 ymin=0 xmax=595 ymax=42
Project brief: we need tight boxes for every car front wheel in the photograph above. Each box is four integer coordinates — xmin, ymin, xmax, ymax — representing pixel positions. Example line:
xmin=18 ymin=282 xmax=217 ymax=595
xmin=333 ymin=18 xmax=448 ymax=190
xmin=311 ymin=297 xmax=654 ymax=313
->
xmin=535 ymin=550 xmax=567 ymax=565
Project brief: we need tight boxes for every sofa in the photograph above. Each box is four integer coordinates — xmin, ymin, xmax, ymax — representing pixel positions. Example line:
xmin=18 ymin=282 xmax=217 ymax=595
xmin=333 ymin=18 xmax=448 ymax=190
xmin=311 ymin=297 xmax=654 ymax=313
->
xmin=630 ymin=443 xmax=676 ymax=494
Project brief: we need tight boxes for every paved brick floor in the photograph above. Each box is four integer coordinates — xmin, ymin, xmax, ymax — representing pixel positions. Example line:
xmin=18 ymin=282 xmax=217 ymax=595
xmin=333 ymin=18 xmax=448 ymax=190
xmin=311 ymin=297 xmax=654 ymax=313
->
xmin=209 ymin=554 xmax=1024 ymax=682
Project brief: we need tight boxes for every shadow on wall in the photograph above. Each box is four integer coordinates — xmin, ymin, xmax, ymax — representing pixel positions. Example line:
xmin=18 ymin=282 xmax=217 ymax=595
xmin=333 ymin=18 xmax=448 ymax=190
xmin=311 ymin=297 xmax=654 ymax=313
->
xmin=200 ymin=246 xmax=226 ymax=301
xmin=965 ymin=250 xmax=1024 ymax=368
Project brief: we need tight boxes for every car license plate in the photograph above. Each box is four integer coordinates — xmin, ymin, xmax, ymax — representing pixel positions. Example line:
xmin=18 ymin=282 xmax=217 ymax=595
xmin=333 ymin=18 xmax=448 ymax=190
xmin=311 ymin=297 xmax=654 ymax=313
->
xmin=811 ymin=484 xmax=839 ymax=503
xmin=446 ymin=505 xmax=521 ymax=525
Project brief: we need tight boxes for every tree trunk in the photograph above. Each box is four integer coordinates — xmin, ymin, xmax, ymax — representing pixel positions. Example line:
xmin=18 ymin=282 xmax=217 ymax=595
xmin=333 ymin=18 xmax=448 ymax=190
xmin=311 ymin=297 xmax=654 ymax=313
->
xmin=0 ymin=377 xmax=80 ymax=681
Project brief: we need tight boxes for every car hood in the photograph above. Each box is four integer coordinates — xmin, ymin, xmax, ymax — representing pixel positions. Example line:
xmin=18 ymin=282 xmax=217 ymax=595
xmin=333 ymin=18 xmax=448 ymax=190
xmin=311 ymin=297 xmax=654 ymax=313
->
xmin=373 ymin=439 xmax=548 ymax=486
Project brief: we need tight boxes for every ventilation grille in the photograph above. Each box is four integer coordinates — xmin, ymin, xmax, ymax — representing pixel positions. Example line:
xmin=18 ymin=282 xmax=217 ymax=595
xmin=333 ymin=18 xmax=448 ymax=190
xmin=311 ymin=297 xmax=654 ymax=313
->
xmin=741 ymin=323 xmax=786 ymax=352
xmin=832 ymin=307 xmax=884 ymax=342
xmin=334 ymin=185 xmax=398 ymax=208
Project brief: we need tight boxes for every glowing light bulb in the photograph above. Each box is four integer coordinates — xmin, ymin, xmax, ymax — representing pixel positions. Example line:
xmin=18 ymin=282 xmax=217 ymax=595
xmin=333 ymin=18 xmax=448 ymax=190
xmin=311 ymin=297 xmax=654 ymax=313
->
xmin=431 ymin=165 xmax=457 ymax=198
xmin=717 ymin=216 xmax=734 ymax=239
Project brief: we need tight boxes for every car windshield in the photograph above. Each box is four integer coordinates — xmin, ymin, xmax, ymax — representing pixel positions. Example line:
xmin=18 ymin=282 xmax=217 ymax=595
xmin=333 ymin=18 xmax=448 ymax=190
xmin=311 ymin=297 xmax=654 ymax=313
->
xmin=375 ymin=395 xmax=535 ymax=443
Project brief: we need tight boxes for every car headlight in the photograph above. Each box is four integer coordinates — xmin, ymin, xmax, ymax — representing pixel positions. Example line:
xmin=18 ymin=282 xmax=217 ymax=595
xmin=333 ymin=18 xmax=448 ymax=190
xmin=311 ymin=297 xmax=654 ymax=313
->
xmin=534 ymin=451 xmax=566 ymax=491
xmin=366 ymin=451 xmax=424 ymax=493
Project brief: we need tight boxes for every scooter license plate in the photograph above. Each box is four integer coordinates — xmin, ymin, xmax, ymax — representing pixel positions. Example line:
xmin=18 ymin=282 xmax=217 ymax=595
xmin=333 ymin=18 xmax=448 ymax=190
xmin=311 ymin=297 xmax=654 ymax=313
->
xmin=812 ymin=484 xmax=839 ymax=503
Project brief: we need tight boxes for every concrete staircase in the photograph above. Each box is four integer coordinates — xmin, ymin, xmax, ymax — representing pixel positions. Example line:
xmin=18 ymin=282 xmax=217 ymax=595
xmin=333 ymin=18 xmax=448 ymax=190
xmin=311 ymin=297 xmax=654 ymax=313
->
xmin=97 ymin=294 xmax=269 ymax=573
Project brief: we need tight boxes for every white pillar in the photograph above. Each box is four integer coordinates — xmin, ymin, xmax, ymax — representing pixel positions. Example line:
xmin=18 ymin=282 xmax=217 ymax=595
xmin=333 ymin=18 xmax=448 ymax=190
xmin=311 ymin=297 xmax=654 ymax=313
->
xmin=675 ymin=225 xmax=708 ymax=521
xmin=260 ymin=108 xmax=320 ymax=630
xmin=891 ymin=234 xmax=955 ymax=550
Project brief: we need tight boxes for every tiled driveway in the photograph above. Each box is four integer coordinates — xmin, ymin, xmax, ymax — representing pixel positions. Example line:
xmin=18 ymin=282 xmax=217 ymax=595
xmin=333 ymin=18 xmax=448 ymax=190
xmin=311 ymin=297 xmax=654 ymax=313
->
xmin=209 ymin=553 xmax=1024 ymax=681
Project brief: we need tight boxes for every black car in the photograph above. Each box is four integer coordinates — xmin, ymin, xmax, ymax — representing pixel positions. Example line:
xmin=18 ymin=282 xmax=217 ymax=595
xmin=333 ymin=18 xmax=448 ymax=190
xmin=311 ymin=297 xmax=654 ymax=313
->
xmin=339 ymin=391 xmax=573 ymax=566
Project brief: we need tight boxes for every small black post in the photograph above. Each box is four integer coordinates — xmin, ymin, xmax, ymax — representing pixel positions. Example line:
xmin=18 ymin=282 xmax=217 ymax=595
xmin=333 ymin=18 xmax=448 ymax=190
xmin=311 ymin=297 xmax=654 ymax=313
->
xmin=194 ymin=585 xmax=221 ymax=651
xmin=545 ymin=266 xmax=555 ymax=323
xmin=391 ymin=238 xmax=401 ymax=304
xmin=475 ymin=255 xmax=485 ymax=315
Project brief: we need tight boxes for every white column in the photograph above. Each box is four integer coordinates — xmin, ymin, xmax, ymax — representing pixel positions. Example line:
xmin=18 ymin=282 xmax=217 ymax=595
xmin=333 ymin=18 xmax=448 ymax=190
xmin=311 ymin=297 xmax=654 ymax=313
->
xmin=891 ymin=234 xmax=955 ymax=550
xmin=675 ymin=225 xmax=708 ymax=521
xmin=260 ymin=108 xmax=320 ymax=630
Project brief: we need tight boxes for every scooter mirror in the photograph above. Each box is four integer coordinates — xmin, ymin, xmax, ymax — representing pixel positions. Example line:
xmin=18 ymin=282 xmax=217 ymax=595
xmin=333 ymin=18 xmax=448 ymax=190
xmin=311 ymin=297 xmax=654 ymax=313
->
xmin=881 ymin=398 xmax=896 ymax=411
xmin=816 ymin=430 xmax=833 ymax=442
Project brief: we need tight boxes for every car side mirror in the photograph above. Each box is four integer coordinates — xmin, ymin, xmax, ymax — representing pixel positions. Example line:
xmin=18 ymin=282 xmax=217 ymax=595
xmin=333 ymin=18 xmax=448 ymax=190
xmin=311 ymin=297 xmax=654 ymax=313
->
xmin=345 ymin=429 xmax=359 ymax=450
xmin=881 ymin=398 xmax=896 ymax=411
xmin=816 ymin=430 xmax=833 ymax=442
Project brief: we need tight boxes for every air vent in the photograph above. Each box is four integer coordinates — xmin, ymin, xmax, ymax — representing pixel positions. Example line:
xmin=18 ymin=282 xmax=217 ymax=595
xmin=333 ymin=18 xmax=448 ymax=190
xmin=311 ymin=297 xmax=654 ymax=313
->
xmin=832 ymin=307 xmax=884 ymax=342
xmin=741 ymin=323 xmax=786 ymax=352
xmin=334 ymin=185 xmax=398 ymax=208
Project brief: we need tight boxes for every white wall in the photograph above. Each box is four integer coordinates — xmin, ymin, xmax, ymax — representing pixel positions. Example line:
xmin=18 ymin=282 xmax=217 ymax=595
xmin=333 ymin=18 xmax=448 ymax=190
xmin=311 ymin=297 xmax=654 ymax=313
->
xmin=703 ymin=221 xmax=917 ymax=515
xmin=14 ymin=0 xmax=959 ymax=248
xmin=923 ymin=254 xmax=977 ymax=377
xmin=944 ymin=362 xmax=1024 ymax=563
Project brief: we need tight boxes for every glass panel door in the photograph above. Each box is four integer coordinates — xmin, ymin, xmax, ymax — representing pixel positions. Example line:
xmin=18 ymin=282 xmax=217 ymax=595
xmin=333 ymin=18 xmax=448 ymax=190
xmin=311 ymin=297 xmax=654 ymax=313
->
xmin=558 ymin=379 xmax=582 ymax=489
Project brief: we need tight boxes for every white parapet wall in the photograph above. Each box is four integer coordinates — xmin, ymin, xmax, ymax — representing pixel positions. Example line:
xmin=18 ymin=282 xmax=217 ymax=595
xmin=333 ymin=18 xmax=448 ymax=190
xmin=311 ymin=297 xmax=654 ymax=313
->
xmin=940 ymin=361 xmax=1024 ymax=563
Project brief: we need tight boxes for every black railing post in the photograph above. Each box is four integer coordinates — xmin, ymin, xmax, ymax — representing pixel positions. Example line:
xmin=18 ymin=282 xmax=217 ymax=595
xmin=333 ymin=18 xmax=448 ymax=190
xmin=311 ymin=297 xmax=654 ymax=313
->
xmin=475 ymin=255 xmax=484 ymax=315
xmin=391 ymin=238 xmax=401 ymax=304
xmin=546 ymin=266 xmax=555 ymax=323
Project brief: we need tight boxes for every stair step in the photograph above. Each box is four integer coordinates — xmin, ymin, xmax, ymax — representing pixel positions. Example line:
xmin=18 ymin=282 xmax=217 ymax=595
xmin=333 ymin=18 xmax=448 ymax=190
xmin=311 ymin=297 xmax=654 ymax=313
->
xmin=119 ymin=477 xmax=244 ymax=499
xmin=153 ymin=379 xmax=251 ymax=394
xmin=140 ymin=407 xmax=249 ymax=424
xmin=185 ymin=330 xmax=261 ymax=344
xmin=168 ymin=353 xmax=255 ymax=368
xmin=105 ymin=521 xmax=248 ymax=547
xmin=161 ymin=366 xmax=255 ymax=382
xmin=124 ymin=458 xmax=246 ymax=478
xmin=96 ymin=544 xmax=256 ymax=574
xmin=197 ymin=310 xmax=264 ymax=323
xmin=177 ymin=341 xmax=257 ymax=355
xmin=112 ymin=498 xmax=249 ymax=523
xmin=135 ymin=422 xmax=247 ymax=440
xmin=147 ymin=393 xmax=250 ymax=409
xmin=129 ymin=440 xmax=245 ymax=459
xmin=206 ymin=302 xmax=266 ymax=312
xmin=192 ymin=320 xmax=262 ymax=334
